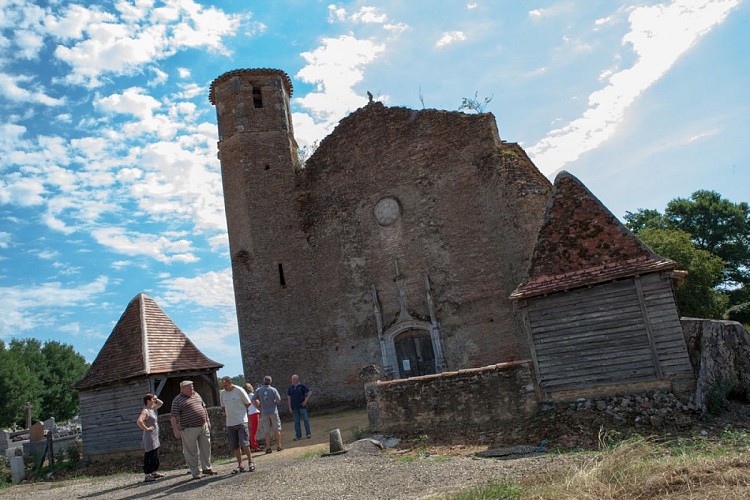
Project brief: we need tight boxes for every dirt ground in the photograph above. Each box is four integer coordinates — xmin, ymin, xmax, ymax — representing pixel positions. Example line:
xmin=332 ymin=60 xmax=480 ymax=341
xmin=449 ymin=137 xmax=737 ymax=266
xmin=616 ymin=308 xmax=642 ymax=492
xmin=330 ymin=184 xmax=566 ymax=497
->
xmin=3 ymin=405 xmax=750 ymax=499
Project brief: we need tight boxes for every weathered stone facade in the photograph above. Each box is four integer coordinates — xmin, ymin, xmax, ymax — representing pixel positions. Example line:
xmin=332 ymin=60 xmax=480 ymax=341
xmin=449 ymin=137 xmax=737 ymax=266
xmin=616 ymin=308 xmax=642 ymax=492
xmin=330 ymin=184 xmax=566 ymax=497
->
xmin=365 ymin=319 xmax=749 ymax=446
xmin=366 ymin=361 xmax=538 ymax=440
xmin=210 ymin=69 xmax=551 ymax=405
xmin=682 ymin=318 xmax=750 ymax=414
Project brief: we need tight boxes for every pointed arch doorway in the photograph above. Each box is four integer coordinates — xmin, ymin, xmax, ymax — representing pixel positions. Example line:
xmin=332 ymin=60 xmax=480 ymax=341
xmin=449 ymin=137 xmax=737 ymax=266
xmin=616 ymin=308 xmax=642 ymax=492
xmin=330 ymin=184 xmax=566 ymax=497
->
xmin=394 ymin=328 xmax=436 ymax=378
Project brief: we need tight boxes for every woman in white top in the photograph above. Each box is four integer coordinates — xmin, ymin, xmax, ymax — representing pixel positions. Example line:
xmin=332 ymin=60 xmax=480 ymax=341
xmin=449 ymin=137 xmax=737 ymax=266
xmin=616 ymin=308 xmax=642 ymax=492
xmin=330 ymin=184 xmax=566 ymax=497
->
xmin=137 ymin=393 xmax=165 ymax=482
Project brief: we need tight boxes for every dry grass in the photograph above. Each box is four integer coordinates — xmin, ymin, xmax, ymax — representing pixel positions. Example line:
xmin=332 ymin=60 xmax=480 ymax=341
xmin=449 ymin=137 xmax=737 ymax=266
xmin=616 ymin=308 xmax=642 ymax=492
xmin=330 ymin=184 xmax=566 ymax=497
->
xmin=553 ymin=435 xmax=750 ymax=499
xmin=452 ymin=428 xmax=750 ymax=499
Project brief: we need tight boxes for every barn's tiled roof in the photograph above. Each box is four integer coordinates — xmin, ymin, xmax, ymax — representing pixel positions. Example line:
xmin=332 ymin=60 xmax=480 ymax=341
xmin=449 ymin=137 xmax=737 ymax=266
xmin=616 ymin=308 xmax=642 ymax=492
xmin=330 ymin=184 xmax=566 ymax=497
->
xmin=510 ymin=171 xmax=675 ymax=299
xmin=74 ymin=293 xmax=222 ymax=390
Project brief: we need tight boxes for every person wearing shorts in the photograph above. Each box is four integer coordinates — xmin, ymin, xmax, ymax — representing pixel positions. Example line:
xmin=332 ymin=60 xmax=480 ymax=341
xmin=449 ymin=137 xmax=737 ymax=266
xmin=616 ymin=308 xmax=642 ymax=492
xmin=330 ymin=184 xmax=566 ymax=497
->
xmin=219 ymin=376 xmax=255 ymax=473
xmin=252 ymin=375 xmax=283 ymax=453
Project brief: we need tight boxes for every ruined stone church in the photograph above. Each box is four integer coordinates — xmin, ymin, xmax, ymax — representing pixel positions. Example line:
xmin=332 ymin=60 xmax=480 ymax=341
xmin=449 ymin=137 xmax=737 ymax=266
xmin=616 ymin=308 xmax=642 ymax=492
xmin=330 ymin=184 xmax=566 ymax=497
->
xmin=209 ymin=68 xmax=694 ymax=406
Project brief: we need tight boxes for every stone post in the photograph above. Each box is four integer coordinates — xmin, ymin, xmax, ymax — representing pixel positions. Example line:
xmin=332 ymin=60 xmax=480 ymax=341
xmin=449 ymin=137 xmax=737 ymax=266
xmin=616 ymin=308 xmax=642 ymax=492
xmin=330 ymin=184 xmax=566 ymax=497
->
xmin=329 ymin=428 xmax=345 ymax=454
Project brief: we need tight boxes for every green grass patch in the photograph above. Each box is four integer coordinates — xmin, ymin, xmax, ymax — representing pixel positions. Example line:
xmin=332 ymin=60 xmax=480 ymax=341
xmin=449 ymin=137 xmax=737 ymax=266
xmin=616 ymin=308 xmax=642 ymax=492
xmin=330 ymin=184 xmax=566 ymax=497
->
xmin=298 ymin=447 xmax=326 ymax=460
xmin=447 ymin=479 xmax=525 ymax=499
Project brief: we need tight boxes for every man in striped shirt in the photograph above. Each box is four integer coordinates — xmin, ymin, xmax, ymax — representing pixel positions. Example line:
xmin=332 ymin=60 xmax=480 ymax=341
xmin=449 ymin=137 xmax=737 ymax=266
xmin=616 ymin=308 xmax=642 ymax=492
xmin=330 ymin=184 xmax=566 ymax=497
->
xmin=170 ymin=380 xmax=216 ymax=479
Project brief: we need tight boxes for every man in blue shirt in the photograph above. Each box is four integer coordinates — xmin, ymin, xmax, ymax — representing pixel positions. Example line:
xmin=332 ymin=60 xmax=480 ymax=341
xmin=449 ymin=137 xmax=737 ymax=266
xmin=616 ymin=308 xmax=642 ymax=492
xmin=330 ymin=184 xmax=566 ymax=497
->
xmin=287 ymin=374 xmax=312 ymax=440
xmin=252 ymin=376 xmax=283 ymax=453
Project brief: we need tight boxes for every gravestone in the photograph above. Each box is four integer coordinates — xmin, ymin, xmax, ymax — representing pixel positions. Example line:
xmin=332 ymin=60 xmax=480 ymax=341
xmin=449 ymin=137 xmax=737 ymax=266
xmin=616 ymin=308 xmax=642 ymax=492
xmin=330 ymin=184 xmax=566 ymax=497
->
xmin=29 ymin=422 xmax=45 ymax=442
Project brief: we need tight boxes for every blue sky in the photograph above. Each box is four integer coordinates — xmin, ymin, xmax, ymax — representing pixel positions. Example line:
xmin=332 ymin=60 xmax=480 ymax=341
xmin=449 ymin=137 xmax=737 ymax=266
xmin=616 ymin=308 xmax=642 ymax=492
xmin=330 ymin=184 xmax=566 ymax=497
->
xmin=1 ymin=0 xmax=747 ymax=379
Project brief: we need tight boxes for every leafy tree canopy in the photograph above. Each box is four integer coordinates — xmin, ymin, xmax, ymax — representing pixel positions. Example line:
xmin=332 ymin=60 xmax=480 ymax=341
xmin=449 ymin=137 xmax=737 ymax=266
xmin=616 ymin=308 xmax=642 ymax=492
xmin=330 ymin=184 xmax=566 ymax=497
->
xmin=626 ymin=190 xmax=750 ymax=288
xmin=0 ymin=339 xmax=89 ymax=428
xmin=637 ymin=228 xmax=728 ymax=319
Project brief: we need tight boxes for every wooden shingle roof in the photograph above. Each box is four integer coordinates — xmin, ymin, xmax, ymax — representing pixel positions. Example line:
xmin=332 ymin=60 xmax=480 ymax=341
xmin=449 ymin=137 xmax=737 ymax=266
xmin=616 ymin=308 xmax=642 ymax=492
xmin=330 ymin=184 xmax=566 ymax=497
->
xmin=510 ymin=171 xmax=675 ymax=300
xmin=74 ymin=293 xmax=222 ymax=390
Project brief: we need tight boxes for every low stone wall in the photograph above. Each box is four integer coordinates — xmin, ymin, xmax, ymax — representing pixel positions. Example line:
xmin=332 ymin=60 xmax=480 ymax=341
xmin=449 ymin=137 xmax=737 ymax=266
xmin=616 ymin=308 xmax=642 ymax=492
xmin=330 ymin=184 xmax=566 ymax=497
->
xmin=155 ymin=407 xmax=231 ymax=467
xmin=87 ymin=407 xmax=232 ymax=467
xmin=681 ymin=318 xmax=750 ymax=415
xmin=366 ymin=361 xmax=537 ymax=444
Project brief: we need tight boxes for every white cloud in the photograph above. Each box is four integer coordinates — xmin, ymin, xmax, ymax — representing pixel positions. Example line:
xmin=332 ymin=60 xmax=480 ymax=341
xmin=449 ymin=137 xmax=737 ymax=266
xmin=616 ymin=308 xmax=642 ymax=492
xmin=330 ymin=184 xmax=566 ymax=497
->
xmin=91 ymin=227 xmax=198 ymax=263
xmin=327 ymin=4 xmax=348 ymax=23
xmin=0 ymin=276 xmax=109 ymax=337
xmin=94 ymin=87 xmax=162 ymax=119
xmin=37 ymin=249 xmax=60 ymax=260
xmin=351 ymin=7 xmax=388 ymax=24
xmin=0 ymin=232 xmax=11 ymax=249
xmin=529 ymin=5 xmax=574 ymax=20
xmin=0 ymin=172 xmax=45 ymax=206
xmin=294 ymin=35 xmax=386 ymax=145
xmin=527 ymin=0 xmax=740 ymax=175
xmin=327 ymin=4 xmax=396 ymax=26
xmin=148 ymin=67 xmax=169 ymax=86
xmin=44 ymin=0 xmax=243 ymax=88
xmin=436 ymin=31 xmax=466 ymax=47
xmin=177 ymin=67 xmax=192 ymax=79
xmin=159 ymin=269 xmax=235 ymax=309
xmin=0 ymin=73 xmax=65 ymax=106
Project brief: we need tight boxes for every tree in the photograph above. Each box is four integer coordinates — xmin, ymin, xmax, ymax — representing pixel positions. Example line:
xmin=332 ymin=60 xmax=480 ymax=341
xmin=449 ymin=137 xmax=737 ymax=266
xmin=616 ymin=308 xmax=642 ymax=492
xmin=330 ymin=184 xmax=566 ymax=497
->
xmin=725 ymin=302 xmax=750 ymax=327
xmin=0 ymin=342 xmax=43 ymax=427
xmin=0 ymin=339 xmax=89 ymax=427
xmin=637 ymin=228 xmax=728 ymax=319
xmin=626 ymin=190 xmax=750 ymax=320
xmin=41 ymin=341 xmax=89 ymax=421
xmin=663 ymin=190 xmax=750 ymax=288
xmin=626 ymin=191 xmax=750 ymax=287
xmin=623 ymin=209 xmax=667 ymax=233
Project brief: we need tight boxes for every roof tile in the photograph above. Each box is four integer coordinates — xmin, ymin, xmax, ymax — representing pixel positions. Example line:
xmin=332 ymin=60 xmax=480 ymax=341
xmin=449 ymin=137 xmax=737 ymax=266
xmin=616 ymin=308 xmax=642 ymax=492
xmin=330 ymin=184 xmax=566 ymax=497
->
xmin=511 ymin=171 xmax=675 ymax=299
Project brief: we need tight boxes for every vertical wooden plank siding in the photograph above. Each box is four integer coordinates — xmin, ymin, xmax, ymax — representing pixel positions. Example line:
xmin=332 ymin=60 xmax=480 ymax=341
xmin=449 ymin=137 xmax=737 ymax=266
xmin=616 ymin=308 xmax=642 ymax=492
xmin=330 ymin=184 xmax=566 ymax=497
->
xmin=633 ymin=276 xmax=663 ymax=378
xmin=520 ymin=304 xmax=543 ymax=400
xmin=78 ymin=379 xmax=150 ymax=456
xmin=527 ymin=279 xmax=658 ymax=394
xmin=639 ymin=273 xmax=694 ymax=376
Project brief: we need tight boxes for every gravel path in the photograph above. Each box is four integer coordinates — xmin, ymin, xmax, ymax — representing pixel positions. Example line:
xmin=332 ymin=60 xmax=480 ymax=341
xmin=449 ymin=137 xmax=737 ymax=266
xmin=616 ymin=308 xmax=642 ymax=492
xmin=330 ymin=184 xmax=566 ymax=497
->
xmin=1 ymin=446 xmax=574 ymax=499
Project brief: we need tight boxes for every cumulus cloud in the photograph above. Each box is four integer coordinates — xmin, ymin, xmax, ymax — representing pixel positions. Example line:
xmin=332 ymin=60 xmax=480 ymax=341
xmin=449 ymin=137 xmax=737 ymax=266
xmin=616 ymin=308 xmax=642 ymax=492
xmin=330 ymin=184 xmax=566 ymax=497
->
xmin=527 ymin=0 xmax=740 ymax=175
xmin=91 ymin=227 xmax=198 ymax=263
xmin=94 ymin=87 xmax=162 ymax=119
xmin=0 ymin=73 xmax=65 ymax=106
xmin=0 ymin=173 xmax=45 ymax=206
xmin=159 ymin=269 xmax=235 ymax=309
xmin=0 ymin=276 xmax=109 ymax=337
xmin=44 ymin=0 xmax=243 ymax=88
xmin=436 ymin=31 xmax=466 ymax=47
xmin=327 ymin=4 xmax=403 ymax=29
xmin=294 ymin=35 xmax=386 ymax=145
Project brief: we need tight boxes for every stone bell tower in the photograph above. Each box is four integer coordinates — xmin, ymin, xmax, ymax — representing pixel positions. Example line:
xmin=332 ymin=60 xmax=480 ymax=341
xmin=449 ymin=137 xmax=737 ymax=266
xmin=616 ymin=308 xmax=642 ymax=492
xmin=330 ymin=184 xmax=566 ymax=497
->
xmin=209 ymin=69 xmax=305 ymax=379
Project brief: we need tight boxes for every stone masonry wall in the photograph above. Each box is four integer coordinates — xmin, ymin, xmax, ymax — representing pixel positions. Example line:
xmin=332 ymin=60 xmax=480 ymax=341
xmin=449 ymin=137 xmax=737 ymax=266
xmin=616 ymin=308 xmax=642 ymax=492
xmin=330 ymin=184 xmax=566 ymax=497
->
xmin=155 ymin=407 xmax=230 ymax=467
xmin=681 ymin=318 xmax=750 ymax=415
xmin=366 ymin=361 xmax=538 ymax=443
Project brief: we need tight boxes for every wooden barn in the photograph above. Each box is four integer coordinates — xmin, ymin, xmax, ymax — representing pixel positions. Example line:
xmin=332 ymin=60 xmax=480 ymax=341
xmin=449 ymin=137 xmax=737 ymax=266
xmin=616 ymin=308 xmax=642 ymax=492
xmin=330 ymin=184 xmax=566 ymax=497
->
xmin=74 ymin=293 xmax=223 ymax=458
xmin=510 ymin=172 xmax=695 ymax=401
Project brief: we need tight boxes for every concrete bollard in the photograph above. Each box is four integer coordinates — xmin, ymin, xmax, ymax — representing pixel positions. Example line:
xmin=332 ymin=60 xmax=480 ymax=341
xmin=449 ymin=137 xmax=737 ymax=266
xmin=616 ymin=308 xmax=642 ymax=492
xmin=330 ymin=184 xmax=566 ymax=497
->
xmin=10 ymin=455 xmax=25 ymax=484
xmin=329 ymin=428 xmax=345 ymax=454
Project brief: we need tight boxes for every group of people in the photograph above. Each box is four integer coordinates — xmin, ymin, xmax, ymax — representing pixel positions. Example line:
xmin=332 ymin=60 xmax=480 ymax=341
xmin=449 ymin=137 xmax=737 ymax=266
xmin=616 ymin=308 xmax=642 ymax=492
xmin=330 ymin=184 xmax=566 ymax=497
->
xmin=136 ymin=374 xmax=312 ymax=482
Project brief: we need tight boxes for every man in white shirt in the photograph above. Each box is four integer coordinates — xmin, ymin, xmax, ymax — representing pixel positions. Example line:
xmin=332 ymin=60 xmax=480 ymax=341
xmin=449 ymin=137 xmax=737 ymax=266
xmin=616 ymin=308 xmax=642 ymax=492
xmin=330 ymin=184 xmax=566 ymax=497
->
xmin=219 ymin=376 xmax=255 ymax=473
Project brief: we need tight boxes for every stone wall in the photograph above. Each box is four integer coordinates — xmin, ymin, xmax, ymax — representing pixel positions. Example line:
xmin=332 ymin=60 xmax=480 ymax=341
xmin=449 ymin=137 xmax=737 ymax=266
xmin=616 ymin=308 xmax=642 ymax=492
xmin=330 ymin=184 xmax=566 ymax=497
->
xmin=366 ymin=361 xmax=537 ymax=443
xmin=155 ymin=407 xmax=231 ymax=466
xmin=681 ymin=318 xmax=750 ymax=415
